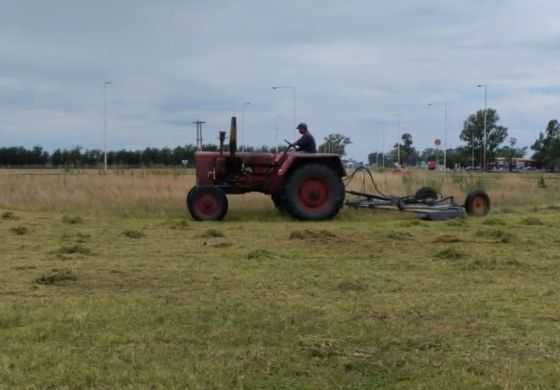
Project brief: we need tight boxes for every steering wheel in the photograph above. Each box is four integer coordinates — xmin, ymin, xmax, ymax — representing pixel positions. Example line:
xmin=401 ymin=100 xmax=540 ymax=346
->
xmin=284 ymin=139 xmax=296 ymax=151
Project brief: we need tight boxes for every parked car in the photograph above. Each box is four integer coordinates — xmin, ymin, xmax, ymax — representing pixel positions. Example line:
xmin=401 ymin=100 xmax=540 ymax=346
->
xmin=427 ymin=160 xmax=437 ymax=170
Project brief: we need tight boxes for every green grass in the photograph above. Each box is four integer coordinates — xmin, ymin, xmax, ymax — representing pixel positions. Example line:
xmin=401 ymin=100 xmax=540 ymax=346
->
xmin=2 ymin=207 xmax=560 ymax=388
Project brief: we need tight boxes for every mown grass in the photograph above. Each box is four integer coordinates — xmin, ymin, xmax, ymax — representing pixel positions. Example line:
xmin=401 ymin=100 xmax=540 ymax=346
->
xmin=2 ymin=203 xmax=560 ymax=388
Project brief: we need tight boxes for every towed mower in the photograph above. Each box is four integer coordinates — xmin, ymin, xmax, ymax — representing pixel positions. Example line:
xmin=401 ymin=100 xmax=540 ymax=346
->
xmin=344 ymin=167 xmax=490 ymax=220
xmin=187 ymin=117 xmax=490 ymax=221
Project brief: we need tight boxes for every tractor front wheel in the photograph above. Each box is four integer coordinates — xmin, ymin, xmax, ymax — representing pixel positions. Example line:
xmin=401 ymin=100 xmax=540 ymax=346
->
xmin=187 ymin=186 xmax=228 ymax=221
xmin=284 ymin=164 xmax=345 ymax=221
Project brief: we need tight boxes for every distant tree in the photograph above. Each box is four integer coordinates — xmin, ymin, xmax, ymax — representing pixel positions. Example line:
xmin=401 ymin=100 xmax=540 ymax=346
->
xmin=368 ymin=152 xmax=381 ymax=166
xmin=460 ymin=108 xmax=508 ymax=167
xmin=398 ymin=132 xmax=418 ymax=166
xmin=318 ymin=133 xmax=351 ymax=155
xmin=532 ymin=119 xmax=560 ymax=170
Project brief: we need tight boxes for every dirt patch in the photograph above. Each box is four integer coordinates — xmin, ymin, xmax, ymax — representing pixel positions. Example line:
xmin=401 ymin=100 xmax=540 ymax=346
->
xmin=432 ymin=234 xmax=462 ymax=243
xmin=247 ymin=249 xmax=278 ymax=260
xmin=337 ymin=280 xmax=367 ymax=292
xmin=168 ymin=219 xmax=191 ymax=230
xmin=75 ymin=233 xmax=91 ymax=243
xmin=34 ymin=270 xmax=78 ymax=285
xmin=399 ymin=220 xmax=421 ymax=227
xmin=62 ymin=215 xmax=83 ymax=224
xmin=496 ymin=207 xmax=517 ymax=214
xmin=435 ymin=247 xmax=467 ymax=260
xmin=212 ymin=241 xmax=233 ymax=249
xmin=386 ymin=231 xmax=414 ymax=240
xmin=12 ymin=265 xmax=38 ymax=271
xmin=289 ymin=229 xmax=339 ymax=242
xmin=520 ymin=217 xmax=544 ymax=226
xmin=10 ymin=226 xmax=29 ymax=236
xmin=482 ymin=217 xmax=507 ymax=226
xmin=62 ymin=232 xmax=91 ymax=243
xmin=56 ymin=244 xmax=92 ymax=256
xmin=446 ymin=219 xmax=466 ymax=227
xmin=1 ymin=211 xmax=18 ymax=220
xmin=122 ymin=229 xmax=145 ymax=239
xmin=301 ymin=339 xmax=342 ymax=359
xmin=198 ymin=229 xmax=225 ymax=239
xmin=475 ymin=228 xmax=515 ymax=243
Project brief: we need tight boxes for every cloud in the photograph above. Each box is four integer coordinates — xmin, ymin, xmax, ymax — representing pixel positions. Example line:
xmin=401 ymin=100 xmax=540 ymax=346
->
xmin=1 ymin=0 xmax=560 ymax=160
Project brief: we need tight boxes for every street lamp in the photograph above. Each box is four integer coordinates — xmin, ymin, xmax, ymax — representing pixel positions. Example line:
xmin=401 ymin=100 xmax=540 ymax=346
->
xmin=241 ymin=101 xmax=251 ymax=151
xmin=477 ymin=84 xmax=488 ymax=171
xmin=103 ymin=81 xmax=112 ymax=172
xmin=394 ymin=113 xmax=401 ymax=165
xmin=272 ymin=86 xmax=297 ymax=138
xmin=427 ymin=102 xmax=448 ymax=172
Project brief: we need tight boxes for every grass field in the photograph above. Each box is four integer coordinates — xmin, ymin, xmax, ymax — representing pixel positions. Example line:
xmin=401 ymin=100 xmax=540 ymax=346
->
xmin=1 ymin=170 xmax=560 ymax=388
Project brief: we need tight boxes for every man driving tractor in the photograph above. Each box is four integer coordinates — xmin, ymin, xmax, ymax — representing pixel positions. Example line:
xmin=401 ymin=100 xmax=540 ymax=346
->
xmin=293 ymin=122 xmax=317 ymax=153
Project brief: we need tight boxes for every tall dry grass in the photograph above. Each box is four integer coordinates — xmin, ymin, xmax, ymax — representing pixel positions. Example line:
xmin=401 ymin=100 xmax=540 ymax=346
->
xmin=0 ymin=168 xmax=558 ymax=216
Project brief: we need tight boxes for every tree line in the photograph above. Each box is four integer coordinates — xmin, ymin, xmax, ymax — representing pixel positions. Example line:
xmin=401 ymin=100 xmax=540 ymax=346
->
xmin=0 ymin=145 xmax=201 ymax=167
xmin=0 ymin=144 xmax=294 ymax=167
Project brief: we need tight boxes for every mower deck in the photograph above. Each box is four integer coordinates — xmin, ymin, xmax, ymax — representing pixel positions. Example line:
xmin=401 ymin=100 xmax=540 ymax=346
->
xmin=345 ymin=190 xmax=466 ymax=220
xmin=343 ymin=167 xmax=490 ymax=220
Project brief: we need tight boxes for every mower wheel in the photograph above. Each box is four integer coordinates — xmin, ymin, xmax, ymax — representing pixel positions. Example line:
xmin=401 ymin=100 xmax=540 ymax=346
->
xmin=284 ymin=164 xmax=345 ymax=221
xmin=187 ymin=186 xmax=228 ymax=221
xmin=415 ymin=187 xmax=438 ymax=202
xmin=465 ymin=190 xmax=490 ymax=217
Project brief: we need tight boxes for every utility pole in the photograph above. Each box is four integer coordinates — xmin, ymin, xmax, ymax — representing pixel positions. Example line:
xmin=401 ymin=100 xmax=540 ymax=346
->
xmin=103 ymin=81 xmax=112 ymax=172
xmin=192 ymin=120 xmax=206 ymax=150
xmin=395 ymin=113 xmax=401 ymax=165
xmin=381 ymin=127 xmax=385 ymax=169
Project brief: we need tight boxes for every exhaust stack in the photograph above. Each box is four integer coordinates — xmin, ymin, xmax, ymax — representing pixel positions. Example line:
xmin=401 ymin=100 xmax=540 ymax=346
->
xmin=229 ymin=116 xmax=237 ymax=156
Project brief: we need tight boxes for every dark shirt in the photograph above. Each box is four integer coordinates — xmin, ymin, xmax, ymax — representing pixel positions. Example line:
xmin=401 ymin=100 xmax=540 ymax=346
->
xmin=294 ymin=132 xmax=317 ymax=153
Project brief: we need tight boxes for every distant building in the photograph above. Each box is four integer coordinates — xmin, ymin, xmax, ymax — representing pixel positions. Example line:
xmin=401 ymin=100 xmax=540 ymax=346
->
xmin=342 ymin=159 xmax=363 ymax=169
xmin=493 ymin=157 xmax=537 ymax=171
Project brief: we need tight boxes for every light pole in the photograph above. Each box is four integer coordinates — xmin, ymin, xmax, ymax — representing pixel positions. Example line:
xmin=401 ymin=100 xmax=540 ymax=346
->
xmin=272 ymin=86 xmax=297 ymax=138
xmin=394 ymin=113 xmax=401 ymax=165
xmin=381 ymin=126 xmax=385 ymax=168
xmin=427 ymin=102 xmax=448 ymax=172
xmin=103 ymin=81 xmax=112 ymax=172
xmin=241 ymin=101 xmax=251 ymax=151
xmin=477 ymin=84 xmax=488 ymax=171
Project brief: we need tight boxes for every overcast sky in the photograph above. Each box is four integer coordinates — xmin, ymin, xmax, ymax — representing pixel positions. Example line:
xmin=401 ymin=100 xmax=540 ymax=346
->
xmin=1 ymin=0 xmax=559 ymax=160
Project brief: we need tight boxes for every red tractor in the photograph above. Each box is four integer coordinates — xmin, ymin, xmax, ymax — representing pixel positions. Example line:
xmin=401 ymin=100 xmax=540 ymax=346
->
xmin=187 ymin=117 xmax=346 ymax=221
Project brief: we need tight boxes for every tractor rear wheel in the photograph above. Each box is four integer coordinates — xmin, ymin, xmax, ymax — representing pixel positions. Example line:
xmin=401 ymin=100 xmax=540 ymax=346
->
xmin=284 ymin=164 xmax=345 ymax=221
xmin=465 ymin=190 xmax=490 ymax=217
xmin=271 ymin=192 xmax=286 ymax=213
xmin=187 ymin=186 xmax=228 ymax=221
